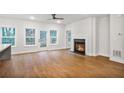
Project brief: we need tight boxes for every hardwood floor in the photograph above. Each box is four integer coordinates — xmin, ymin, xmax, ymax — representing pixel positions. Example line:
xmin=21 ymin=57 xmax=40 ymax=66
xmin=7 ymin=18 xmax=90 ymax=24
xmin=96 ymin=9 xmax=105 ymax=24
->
xmin=0 ymin=50 xmax=124 ymax=78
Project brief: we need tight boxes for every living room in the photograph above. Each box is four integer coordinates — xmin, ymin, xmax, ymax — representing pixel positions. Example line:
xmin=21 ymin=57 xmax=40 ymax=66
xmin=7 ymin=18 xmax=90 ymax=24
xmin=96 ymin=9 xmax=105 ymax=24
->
xmin=1 ymin=0 xmax=124 ymax=92
xmin=0 ymin=14 xmax=124 ymax=78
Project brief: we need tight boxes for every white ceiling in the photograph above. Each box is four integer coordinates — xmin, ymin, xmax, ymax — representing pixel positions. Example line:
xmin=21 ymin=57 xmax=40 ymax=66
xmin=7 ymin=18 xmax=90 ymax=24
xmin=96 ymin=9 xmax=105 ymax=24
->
xmin=0 ymin=14 xmax=108 ymax=25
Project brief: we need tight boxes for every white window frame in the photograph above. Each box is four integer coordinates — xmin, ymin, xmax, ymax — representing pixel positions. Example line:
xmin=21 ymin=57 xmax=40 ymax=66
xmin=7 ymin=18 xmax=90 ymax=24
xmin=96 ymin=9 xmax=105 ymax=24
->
xmin=24 ymin=28 xmax=36 ymax=47
xmin=1 ymin=27 xmax=16 ymax=47
xmin=49 ymin=30 xmax=58 ymax=45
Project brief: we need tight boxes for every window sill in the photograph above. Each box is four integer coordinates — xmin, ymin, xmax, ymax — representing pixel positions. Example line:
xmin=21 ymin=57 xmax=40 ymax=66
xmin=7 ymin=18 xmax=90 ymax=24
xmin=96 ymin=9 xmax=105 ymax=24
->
xmin=49 ymin=43 xmax=58 ymax=46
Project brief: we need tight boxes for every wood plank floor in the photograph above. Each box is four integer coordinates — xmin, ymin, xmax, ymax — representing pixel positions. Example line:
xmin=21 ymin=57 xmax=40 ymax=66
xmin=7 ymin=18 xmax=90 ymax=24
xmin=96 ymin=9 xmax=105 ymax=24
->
xmin=0 ymin=50 xmax=124 ymax=78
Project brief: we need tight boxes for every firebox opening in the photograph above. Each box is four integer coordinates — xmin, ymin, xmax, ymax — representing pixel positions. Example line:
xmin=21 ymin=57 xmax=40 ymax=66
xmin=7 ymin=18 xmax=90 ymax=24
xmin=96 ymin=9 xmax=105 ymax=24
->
xmin=74 ymin=39 xmax=85 ymax=55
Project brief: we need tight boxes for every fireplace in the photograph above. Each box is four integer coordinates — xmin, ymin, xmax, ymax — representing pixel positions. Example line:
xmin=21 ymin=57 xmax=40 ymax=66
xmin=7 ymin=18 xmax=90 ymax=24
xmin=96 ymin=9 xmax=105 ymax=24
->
xmin=74 ymin=39 xmax=85 ymax=55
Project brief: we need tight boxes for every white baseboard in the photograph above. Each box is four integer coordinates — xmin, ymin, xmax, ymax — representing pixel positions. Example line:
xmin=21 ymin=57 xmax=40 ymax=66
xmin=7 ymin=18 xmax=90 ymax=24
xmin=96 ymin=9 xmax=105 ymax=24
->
xmin=98 ymin=53 xmax=109 ymax=57
xmin=12 ymin=50 xmax=42 ymax=55
xmin=47 ymin=48 xmax=67 ymax=51
xmin=110 ymin=57 xmax=124 ymax=64
xmin=12 ymin=48 xmax=68 ymax=55
xmin=86 ymin=53 xmax=94 ymax=56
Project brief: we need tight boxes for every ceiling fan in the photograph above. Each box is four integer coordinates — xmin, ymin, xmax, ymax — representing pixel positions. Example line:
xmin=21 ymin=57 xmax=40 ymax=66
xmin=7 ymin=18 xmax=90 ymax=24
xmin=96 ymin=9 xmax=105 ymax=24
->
xmin=48 ymin=14 xmax=64 ymax=20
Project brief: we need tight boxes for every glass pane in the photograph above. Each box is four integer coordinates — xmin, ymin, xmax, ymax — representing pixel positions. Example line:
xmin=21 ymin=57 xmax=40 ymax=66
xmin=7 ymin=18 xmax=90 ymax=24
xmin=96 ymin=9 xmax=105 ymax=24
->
xmin=68 ymin=32 xmax=71 ymax=37
xmin=66 ymin=31 xmax=71 ymax=48
xmin=68 ymin=38 xmax=71 ymax=42
xmin=26 ymin=28 xmax=35 ymax=37
xmin=26 ymin=38 xmax=35 ymax=45
xmin=2 ymin=27 xmax=15 ymax=36
xmin=1 ymin=27 xmax=15 ymax=46
xmin=50 ymin=30 xmax=57 ymax=36
xmin=2 ymin=38 xmax=15 ymax=46
xmin=25 ymin=28 xmax=35 ymax=45
xmin=50 ymin=38 xmax=57 ymax=44
xmin=40 ymin=31 xmax=47 ymax=47
xmin=50 ymin=30 xmax=57 ymax=44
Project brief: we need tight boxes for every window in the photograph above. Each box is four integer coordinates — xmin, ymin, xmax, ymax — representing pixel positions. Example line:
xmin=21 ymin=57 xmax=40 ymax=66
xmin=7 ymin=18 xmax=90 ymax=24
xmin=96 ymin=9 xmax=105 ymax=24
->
xmin=50 ymin=30 xmax=57 ymax=44
xmin=25 ymin=28 xmax=35 ymax=46
xmin=40 ymin=31 xmax=47 ymax=47
xmin=1 ymin=27 xmax=16 ymax=46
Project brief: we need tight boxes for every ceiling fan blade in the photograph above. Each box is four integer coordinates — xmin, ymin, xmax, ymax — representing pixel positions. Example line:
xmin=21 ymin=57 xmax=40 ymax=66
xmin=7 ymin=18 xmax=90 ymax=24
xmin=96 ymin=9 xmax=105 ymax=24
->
xmin=48 ymin=14 xmax=64 ymax=20
xmin=55 ymin=18 xmax=64 ymax=20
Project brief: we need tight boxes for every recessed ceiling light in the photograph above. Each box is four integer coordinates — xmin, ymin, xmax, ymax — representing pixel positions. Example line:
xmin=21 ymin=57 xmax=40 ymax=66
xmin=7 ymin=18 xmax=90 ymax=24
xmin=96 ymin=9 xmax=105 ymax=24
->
xmin=30 ymin=16 xmax=35 ymax=20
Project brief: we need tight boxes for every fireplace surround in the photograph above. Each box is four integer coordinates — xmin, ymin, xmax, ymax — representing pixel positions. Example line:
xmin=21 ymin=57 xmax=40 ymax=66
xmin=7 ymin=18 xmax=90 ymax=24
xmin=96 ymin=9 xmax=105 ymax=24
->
xmin=74 ymin=39 xmax=85 ymax=55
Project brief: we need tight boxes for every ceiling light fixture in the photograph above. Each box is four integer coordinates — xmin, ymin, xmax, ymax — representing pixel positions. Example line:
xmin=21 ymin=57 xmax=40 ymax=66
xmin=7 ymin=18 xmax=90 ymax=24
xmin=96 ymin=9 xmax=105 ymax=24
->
xmin=56 ymin=20 xmax=61 ymax=24
xmin=30 ymin=16 xmax=35 ymax=20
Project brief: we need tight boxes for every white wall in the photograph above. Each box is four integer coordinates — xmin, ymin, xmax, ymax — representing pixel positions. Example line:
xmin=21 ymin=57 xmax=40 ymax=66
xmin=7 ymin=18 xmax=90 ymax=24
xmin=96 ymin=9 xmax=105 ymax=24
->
xmin=110 ymin=14 xmax=124 ymax=63
xmin=66 ymin=15 xmax=124 ymax=64
xmin=96 ymin=16 xmax=110 ymax=57
xmin=0 ymin=17 xmax=66 ymax=54
xmin=65 ymin=17 xmax=96 ymax=56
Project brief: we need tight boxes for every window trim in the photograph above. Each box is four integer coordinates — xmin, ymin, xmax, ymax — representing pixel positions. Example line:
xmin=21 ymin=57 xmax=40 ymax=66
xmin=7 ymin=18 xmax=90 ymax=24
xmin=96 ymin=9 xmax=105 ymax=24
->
xmin=1 ymin=27 xmax=16 ymax=47
xmin=49 ymin=30 xmax=58 ymax=45
xmin=24 ymin=28 xmax=37 ymax=47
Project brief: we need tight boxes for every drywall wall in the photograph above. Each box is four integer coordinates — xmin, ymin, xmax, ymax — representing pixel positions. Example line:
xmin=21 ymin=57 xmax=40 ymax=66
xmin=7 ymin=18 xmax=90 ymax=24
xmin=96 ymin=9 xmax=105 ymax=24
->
xmin=0 ymin=17 xmax=66 ymax=54
xmin=65 ymin=15 xmax=124 ymax=64
xmin=110 ymin=14 xmax=124 ymax=63
xmin=96 ymin=16 xmax=110 ymax=57
xmin=65 ymin=17 xmax=96 ymax=56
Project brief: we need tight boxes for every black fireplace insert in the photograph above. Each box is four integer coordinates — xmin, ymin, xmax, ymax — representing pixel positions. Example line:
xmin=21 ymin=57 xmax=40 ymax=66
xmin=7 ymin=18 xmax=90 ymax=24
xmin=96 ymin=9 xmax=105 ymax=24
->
xmin=74 ymin=39 xmax=85 ymax=55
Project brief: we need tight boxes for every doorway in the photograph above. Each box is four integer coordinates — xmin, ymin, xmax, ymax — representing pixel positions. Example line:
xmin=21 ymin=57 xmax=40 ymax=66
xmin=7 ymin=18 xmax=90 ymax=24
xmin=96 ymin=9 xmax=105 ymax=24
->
xmin=66 ymin=30 xmax=71 ymax=48
xmin=39 ymin=31 xmax=47 ymax=48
